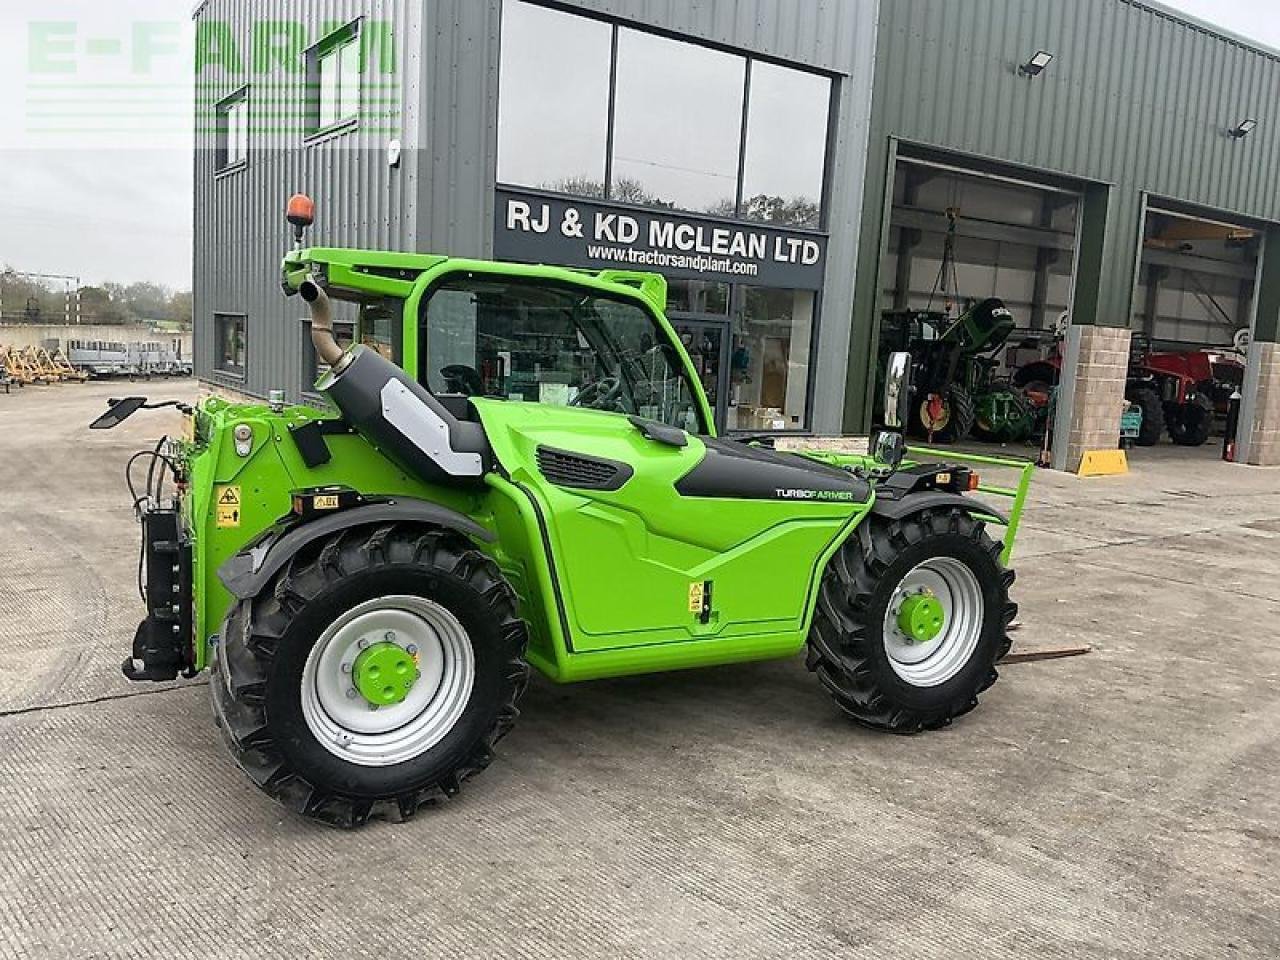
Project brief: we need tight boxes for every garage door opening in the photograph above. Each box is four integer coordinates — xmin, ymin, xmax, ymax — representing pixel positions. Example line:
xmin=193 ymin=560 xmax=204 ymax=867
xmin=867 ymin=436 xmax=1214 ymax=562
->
xmin=876 ymin=153 xmax=1080 ymax=460
xmin=1125 ymin=204 xmax=1256 ymax=458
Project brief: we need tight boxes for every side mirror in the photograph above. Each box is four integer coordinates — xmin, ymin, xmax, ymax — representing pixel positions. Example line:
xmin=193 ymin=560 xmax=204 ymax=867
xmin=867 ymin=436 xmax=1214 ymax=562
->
xmin=89 ymin=396 xmax=147 ymax=430
xmin=883 ymin=351 xmax=912 ymax=430
xmin=871 ymin=352 xmax=912 ymax=471
xmin=872 ymin=429 xmax=906 ymax=470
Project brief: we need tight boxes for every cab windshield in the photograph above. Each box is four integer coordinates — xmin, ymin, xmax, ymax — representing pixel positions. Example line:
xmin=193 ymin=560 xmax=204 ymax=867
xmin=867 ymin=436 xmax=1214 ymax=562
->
xmin=420 ymin=275 xmax=705 ymax=433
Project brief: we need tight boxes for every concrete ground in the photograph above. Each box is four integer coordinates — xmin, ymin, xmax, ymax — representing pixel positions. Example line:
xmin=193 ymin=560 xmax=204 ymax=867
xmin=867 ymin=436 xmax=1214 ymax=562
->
xmin=1 ymin=380 xmax=1277 ymax=960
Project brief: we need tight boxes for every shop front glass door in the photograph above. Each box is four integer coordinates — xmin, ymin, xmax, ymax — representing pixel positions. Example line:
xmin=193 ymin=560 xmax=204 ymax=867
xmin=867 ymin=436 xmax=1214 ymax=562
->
xmin=726 ymin=286 xmax=815 ymax=433
xmin=669 ymin=319 xmax=728 ymax=432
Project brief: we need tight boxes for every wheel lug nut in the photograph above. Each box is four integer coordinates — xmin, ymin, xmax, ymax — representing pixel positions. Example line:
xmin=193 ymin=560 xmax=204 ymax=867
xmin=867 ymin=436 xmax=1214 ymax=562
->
xmin=368 ymin=704 xmax=379 ymax=712
xmin=358 ymin=638 xmax=370 ymax=650
xmin=384 ymin=631 xmax=396 ymax=643
xmin=405 ymin=644 xmax=417 ymax=656
xmin=346 ymin=688 xmax=357 ymax=699
xmin=340 ymin=662 xmax=351 ymax=674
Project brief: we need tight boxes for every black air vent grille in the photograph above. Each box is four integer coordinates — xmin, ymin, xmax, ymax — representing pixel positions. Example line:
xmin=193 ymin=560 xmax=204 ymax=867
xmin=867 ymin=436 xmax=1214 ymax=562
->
xmin=535 ymin=446 xmax=632 ymax=491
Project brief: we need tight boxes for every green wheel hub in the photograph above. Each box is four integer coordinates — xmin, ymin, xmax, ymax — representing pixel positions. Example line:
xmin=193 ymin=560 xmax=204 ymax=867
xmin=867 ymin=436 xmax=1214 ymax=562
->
xmin=897 ymin=593 xmax=945 ymax=644
xmin=352 ymin=641 xmax=418 ymax=706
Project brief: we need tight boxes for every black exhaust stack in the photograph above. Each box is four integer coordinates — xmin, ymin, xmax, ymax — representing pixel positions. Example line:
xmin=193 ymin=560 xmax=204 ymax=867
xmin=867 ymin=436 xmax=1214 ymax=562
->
xmin=298 ymin=279 xmax=491 ymax=487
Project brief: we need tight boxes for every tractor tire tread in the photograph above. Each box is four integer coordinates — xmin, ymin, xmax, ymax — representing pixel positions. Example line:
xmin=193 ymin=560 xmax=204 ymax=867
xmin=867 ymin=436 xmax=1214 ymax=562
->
xmin=210 ymin=522 xmax=529 ymax=829
xmin=1168 ymin=394 xmax=1213 ymax=447
xmin=1127 ymin=386 xmax=1165 ymax=446
xmin=946 ymin=385 xmax=977 ymax=443
xmin=805 ymin=508 xmax=1015 ymax=733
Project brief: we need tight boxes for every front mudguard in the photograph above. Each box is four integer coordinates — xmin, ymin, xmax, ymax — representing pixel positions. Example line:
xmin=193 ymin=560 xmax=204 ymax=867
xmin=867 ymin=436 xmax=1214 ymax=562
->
xmin=217 ymin=498 xmax=495 ymax=600
xmin=871 ymin=491 xmax=1009 ymax=525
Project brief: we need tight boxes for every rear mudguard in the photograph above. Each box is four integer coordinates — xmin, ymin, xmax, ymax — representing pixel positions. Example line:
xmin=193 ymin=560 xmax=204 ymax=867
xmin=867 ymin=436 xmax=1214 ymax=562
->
xmin=871 ymin=490 xmax=1009 ymax=525
xmin=217 ymin=498 xmax=494 ymax=600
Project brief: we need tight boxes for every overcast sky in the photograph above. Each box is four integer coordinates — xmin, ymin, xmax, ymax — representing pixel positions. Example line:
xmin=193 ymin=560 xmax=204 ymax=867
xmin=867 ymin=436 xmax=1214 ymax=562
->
xmin=0 ymin=0 xmax=1277 ymax=292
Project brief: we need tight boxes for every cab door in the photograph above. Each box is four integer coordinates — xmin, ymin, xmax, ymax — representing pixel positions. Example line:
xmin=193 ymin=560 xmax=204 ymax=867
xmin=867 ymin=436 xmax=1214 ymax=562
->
xmin=474 ymin=400 xmax=867 ymax=652
xmin=415 ymin=265 xmax=866 ymax=652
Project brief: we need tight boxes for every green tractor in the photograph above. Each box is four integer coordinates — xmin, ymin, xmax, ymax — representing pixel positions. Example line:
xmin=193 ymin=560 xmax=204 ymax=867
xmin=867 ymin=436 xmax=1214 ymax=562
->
xmin=98 ymin=197 xmax=1027 ymax=827
xmin=877 ymin=298 xmax=1035 ymax=444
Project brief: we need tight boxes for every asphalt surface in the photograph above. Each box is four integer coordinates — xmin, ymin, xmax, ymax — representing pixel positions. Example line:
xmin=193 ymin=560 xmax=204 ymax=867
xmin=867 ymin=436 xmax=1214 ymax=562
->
xmin=1 ymin=380 xmax=1277 ymax=959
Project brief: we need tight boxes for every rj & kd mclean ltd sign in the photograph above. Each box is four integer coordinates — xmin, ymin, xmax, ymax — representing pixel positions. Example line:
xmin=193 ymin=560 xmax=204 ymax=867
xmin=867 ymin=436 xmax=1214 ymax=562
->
xmin=494 ymin=188 xmax=827 ymax=290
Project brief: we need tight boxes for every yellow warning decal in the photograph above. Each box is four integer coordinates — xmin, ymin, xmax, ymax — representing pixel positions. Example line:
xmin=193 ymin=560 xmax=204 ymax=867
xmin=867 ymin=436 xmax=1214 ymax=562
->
xmin=313 ymin=494 xmax=340 ymax=510
xmin=688 ymin=582 xmax=704 ymax=613
xmin=216 ymin=485 xmax=242 ymax=528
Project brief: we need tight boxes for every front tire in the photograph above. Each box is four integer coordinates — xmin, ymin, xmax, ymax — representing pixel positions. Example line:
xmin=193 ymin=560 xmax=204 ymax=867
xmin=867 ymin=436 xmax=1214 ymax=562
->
xmin=211 ymin=523 xmax=529 ymax=827
xmin=806 ymin=508 xmax=1015 ymax=732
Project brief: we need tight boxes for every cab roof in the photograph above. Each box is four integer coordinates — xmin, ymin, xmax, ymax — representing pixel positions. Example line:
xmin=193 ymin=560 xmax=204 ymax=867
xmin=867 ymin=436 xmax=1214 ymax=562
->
xmin=282 ymin=247 xmax=669 ymax=314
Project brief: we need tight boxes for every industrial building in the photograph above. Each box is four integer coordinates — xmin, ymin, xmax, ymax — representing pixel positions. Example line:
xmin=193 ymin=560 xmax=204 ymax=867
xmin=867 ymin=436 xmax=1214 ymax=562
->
xmin=193 ymin=0 xmax=1280 ymax=469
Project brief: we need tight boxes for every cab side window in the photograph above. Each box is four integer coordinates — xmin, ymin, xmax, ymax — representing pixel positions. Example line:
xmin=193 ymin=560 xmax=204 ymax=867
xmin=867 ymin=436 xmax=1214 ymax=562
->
xmin=420 ymin=274 xmax=704 ymax=432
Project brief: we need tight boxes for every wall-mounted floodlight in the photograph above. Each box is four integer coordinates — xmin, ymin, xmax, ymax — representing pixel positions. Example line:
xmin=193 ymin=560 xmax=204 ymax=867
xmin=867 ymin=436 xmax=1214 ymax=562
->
xmin=1229 ymin=118 xmax=1258 ymax=139
xmin=1018 ymin=50 xmax=1054 ymax=77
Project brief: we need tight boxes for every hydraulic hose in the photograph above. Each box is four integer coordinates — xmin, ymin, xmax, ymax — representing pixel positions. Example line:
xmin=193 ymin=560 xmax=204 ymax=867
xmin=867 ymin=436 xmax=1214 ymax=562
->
xmin=299 ymin=278 xmax=350 ymax=373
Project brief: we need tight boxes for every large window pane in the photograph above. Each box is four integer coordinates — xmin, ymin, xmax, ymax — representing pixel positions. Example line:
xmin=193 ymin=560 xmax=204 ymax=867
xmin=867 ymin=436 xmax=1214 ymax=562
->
xmin=612 ymin=30 xmax=744 ymax=214
xmin=666 ymin=279 xmax=730 ymax=316
xmin=497 ymin=1 xmax=612 ymax=195
xmin=741 ymin=63 xmax=830 ymax=228
xmin=728 ymin=287 xmax=813 ymax=431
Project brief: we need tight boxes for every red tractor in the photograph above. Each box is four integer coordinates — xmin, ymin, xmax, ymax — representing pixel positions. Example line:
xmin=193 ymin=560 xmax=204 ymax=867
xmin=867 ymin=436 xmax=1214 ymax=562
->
xmin=1013 ymin=339 xmax=1245 ymax=447
xmin=1125 ymin=342 xmax=1244 ymax=447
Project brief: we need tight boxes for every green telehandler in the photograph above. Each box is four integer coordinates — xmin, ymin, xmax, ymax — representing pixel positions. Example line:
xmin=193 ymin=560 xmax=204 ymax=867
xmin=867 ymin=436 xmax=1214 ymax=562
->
xmin=98 ymin=196 xmax=1030 ymax=827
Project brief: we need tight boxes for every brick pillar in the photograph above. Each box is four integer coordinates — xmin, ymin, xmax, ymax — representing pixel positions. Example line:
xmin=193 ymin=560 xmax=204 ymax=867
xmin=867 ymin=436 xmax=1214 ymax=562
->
xmin=1242 ymin=341 xmax=1280 ymax=466
xmin=1052 ymin=325 xmax=1131 ymax=472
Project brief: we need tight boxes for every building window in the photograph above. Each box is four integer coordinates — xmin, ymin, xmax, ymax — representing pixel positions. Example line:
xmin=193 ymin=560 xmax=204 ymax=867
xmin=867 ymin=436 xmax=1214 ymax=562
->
xmin=214 ymin=314 xmax=246 ymax=376
xmin=216 ymin=90 xmax=248 ymax=171
xmin=666 ymin=279 xmax=730 ymax=316
xmin=740 ymin=62 xmax=830 ymax=228
xmin=611 ymin=30 xmax=744 ymax=213
xmin=495 ymin=2 xmax=833 ymax=224
xmin=728 ymin=287 xmax=814 ymax=432
xmin=310 ymin=22 xmax=361 ymax=133
xmin=497 ymin=1 xmax=611 ymax=196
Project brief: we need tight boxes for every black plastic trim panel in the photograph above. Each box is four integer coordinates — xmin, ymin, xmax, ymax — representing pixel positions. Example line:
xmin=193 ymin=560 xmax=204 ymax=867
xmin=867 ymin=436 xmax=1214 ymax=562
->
xmin=871 ymin=491 xmax=1008 ymax=524
xmin=675 ymin=437 xmax=871 ymax=502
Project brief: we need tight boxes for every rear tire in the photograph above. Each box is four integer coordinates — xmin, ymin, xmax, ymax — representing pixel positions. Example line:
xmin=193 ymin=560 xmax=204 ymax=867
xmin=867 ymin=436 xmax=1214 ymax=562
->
xmin=1126 ymin=387 xmax=1165 ymax=446
xmin=1168 ymin=395 xmax=1213 ymax=446
xmin=806 ymin=508 xmax=1015 ymax=732
xmin=210 ymin=523 xmax=529 ymax=827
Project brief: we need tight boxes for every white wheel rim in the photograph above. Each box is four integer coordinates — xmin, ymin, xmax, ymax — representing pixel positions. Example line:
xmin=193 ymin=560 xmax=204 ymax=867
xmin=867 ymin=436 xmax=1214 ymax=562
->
xmin=301 ymin=595 xmax=475 ymax=767
xmin=882 ymin=557 xmax=985 ymax=687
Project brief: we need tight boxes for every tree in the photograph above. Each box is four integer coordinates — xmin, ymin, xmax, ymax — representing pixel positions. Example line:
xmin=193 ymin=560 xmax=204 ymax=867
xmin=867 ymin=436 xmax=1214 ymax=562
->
xmin=739 ymin=194 xmax=821 ymax=228
xmin=538 ymin=176 xmax=677 ymax=209
xmin=168 ymin=290 xmax=192 ymax=328
xmin=78 ymin=286 xmax=129 ymax=325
